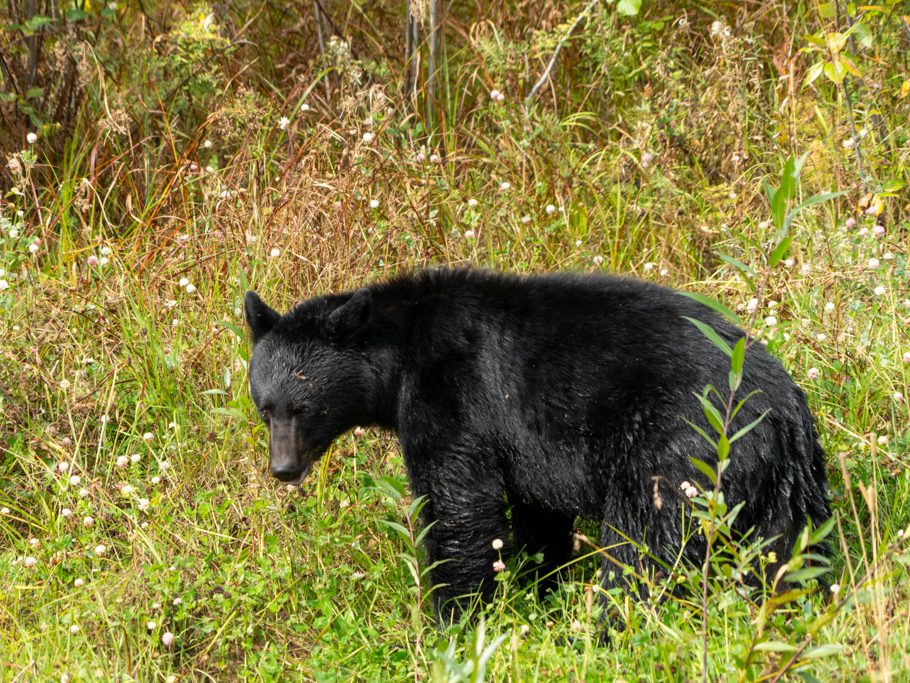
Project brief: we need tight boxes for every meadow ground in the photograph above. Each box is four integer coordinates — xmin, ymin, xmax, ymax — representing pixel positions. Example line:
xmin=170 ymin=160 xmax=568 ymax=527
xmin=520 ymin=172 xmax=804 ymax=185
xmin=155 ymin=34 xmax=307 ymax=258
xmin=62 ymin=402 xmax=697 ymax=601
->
xmin=1 ymin=1 xmax=908 ymax=680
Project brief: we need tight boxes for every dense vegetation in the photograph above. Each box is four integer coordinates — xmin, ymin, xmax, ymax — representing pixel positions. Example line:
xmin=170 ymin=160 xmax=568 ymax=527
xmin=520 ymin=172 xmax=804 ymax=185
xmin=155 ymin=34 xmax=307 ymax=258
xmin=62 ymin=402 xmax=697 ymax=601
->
xmin=1 ymin=1 xmax=908 ymax=680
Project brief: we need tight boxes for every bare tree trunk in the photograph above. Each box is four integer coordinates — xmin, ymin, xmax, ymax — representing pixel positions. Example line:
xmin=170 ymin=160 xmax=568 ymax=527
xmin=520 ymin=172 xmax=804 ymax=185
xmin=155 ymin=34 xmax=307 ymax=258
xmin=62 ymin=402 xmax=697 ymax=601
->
xmin=426 ymin=0 xmax=438 ymax=127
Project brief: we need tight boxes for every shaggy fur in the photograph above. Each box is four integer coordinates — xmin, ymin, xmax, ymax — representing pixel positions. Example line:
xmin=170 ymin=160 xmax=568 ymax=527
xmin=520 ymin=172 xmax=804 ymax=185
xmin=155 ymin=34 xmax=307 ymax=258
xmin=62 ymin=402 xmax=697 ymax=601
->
xmin=245 ymin=269 xmax=830 ymax=622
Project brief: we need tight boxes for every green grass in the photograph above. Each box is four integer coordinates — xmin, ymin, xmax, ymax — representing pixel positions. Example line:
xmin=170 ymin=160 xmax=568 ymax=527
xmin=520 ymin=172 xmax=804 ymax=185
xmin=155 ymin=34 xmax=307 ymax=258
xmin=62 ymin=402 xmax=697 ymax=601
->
xmin=1 ymin=1 xmax=909 ymax=680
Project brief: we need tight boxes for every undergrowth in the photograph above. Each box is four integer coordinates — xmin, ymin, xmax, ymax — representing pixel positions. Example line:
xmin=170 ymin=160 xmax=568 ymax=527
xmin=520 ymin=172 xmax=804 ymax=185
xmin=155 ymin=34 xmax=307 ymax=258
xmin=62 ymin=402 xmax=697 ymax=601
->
xmin=1 ymin=0 xmax=909 ymax=680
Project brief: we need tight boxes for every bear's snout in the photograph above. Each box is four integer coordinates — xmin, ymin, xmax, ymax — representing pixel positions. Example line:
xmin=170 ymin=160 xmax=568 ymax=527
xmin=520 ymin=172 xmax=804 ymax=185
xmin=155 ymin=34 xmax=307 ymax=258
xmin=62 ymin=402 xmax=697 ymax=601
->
xmin=268 ymin=417 xmax=313 ymax=485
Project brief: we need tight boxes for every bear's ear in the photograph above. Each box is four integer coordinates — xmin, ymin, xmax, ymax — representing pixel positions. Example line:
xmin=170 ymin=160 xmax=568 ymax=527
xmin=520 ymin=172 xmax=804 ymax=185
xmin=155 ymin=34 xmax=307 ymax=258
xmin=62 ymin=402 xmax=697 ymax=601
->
xmin=244 ymin=291 xmax=281 ymax=343
xmin=327 ymin=288 xmax=372 ymax=341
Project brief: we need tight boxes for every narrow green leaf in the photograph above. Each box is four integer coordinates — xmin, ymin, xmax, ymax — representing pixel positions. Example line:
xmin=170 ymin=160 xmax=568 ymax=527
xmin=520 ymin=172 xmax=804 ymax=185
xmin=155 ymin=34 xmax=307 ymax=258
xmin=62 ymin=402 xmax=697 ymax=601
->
xmin=690 ymin=457 xmax=718 ymax=485
xmin=768 ymin=235 xmax=794 ymax=267
xmin=753 ymin=641 xmax=799 ymax=653
xmin=681 ymin=292 xmax=743 ymax=326
xmin=729 ymin=409 xmax=771 ymax=443
xmin=802 ymin=644 xmax=846 ymax=659
xmin=731 ymin=337 xmax=746 ymax=376
xmin=718 ymin=253 xmax=758 ymax=277
xmin=696 ymin=392 xmax=726 ymax=435
xmin=683 ymin=316 xmax=732 ymax=357
xmin=783 ymin=191 xmax=846 ymax=232
xmin=786 ymin=566 xmax=831 ymax=583
xmin=684 ymin=419 xmax=717 ymax=448
xmin=810 ymin=515 xmax=837 ymax=543
xmin=717 ymin=434 xmax=731 ymax=460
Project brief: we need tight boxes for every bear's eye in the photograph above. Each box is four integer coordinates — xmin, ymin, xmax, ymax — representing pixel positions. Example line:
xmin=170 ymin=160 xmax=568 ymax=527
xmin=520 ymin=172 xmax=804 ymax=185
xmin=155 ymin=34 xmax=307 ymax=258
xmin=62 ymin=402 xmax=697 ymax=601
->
xmin=259 ymin=408 xmax=271 ymax=423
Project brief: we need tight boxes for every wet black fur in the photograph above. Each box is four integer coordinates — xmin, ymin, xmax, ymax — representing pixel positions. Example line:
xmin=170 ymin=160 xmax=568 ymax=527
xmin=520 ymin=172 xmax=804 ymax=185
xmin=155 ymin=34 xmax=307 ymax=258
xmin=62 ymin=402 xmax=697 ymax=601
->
xmin=245 ymin=269 xmax=830 ymax=623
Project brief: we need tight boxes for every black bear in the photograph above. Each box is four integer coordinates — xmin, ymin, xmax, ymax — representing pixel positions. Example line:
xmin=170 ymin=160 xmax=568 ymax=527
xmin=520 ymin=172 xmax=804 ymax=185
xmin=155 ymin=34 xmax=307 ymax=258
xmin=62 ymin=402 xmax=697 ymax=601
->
xmin=244 ymin=269 xmax=829 ymax=622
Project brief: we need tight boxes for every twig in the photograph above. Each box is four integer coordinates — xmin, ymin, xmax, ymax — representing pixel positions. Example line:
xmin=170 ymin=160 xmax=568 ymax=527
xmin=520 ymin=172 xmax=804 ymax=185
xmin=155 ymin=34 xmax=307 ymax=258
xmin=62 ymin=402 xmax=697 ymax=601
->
xmin=524 ymin=0 xmax=599 ymax=111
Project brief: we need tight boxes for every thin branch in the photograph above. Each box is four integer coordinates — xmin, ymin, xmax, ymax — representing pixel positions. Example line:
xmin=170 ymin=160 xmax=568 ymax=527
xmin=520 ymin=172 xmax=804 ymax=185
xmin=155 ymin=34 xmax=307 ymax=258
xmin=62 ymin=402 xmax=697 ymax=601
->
xmin=524 ymin=0 xmax=599 ymax=112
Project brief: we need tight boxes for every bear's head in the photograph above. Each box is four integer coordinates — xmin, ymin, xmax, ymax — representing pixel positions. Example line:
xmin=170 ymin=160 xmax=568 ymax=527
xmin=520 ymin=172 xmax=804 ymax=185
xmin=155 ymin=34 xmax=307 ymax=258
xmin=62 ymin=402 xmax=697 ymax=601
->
xmin=244 ymin=288 xmax=373 ymax=485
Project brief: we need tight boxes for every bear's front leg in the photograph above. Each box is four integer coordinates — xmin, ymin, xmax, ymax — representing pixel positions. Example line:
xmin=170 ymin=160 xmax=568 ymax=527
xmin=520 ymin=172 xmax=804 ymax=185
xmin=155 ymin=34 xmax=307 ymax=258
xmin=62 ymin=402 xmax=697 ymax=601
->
xmin=413 ymin=463 xmax=511 ymax=626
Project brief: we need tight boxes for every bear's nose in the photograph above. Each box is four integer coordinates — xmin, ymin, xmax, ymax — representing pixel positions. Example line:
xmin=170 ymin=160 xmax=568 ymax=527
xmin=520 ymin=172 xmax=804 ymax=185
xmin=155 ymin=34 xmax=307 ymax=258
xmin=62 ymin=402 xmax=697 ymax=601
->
xmin=270 ymin=465 xmax=303 ymax=482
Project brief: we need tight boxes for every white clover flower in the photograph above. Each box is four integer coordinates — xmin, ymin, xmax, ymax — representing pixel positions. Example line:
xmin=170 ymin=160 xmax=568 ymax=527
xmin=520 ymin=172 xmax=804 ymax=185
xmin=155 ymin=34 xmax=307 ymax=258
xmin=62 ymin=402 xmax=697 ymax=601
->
xmin=868 ymin=258 xmax=880 ymax=269
xmin=489 ymin=89 xmax=501 ymax=100
xmin=499 ymin=181 xmax=511 ymax=191
xmin=60 ymin=379 xmax=71 ymax=391
xmin=429 ymin=153 xmax=441 ymax=163
xmin=69 ymin=475 xmax=81 ymax=486
xmin=825 ymin=302 xmax=835 ymax=313
xmin=278 ymin=116 xmax=290 ymax=131
xmin=1 ymin=507 xmax=9 ymax=515
xmin=146 ymin=621 xmax=156 ymax=631
xmin=173 ymin=597 xmax=182 ymax=606
xmin=362 ymin=132 xmax=374 ymax=143
xmin=151 ymin=476 xmax=161 ymax=485
xmin=138 ymin=498 xmax=150 ymax=512
xmin=842 ymin=138 xmax=855 ymax=149
xmin=873 ymin=285 xmax=885 ymax=296
xmin=74 ymin=578 xmax=84 ymax=587
xmin=575 ymin=239 xmax=582 ymax=247
xmin=27 ymin=132 xmax=38 ymax=144
xmin=300 ymin=103 xmax=310 ymax=112
xmin=659 ymin=268 xmax=669 ymax=277
xmin=545 ymin=204 xmax=556 ymax=214
xmin=100 ymin=246 xmax=112 ymax=257
xmin=29 ymin=243 xmax=39 ymax=254
xmin=807 ymin=367 xmax=820 ymax=380
xmin=159 ymin=460 xmax=171 ymax=471
xmin=894 ymin=392 xmax=903 ymax=402
xmin=94 ymin=544 xmax=107 ymax=556
xmin=520 ymin=215 xmax=531 ymax=224
xmin=643 ymin=262 xmax=656 ymax=272
xmin=492 ymin=538 xmax=504 ymax=550
xmin=0 ymin=280 xmax=8 ymax=291
xmin=83 ymin=516 xmax=94 ymax=528
xmin=269 ymin=247 xmax=280 ymax=258
xmin=493 ymin=559 xmax=506 ymax=572
xmin=78 ymin=487 xmax=89 ymax=498
xmin=873 ymin=224 xmax=885 ymax=237
xmin=903 ymin=352 xmax=910 ymax=364
xmin=116 ymin=455 xmax=129 ymax=469
xmin=764 ymin=316 xmax=777 ymax=327
xmin=58 ymin=461 xmax=69 ymax=473
xmin=23 ymin=556 xmax=37 ymax=568
xmin=877 ymin=435 xmax=888 ymax=446
xmin=464 ymin=230 xmax=475 ymax=239
xmin=179 ymin=277 xmax=189 ymax=288
xmin=162 ymin=631 xmax=174 ymax=646
xmin=783 ymin=258 xmax=795 ymax=268
xmin=131 ymin=453 xmax=141 ymax=463
xmin=593 ymin=255 xmax=604 ymax=266
xmin=830 ymin=583 xmax=840 ymax=595
xmin=467 ymin=198 xmax=478 ymax=208
xmin=62 ymin=508 xmax=73 ymax=518
xmin=98 ymin=257 xmax=109 ymax=266
xmin=369 ymin=199 xmax=380 ymax=209
xmin=641 ymin=152 xmax=654 ymax=168
xmin=121 ymin=484 xmax=133 ymax=495
xmin=185 ymin=284 xmax=196 ymax=294
xmin=801 ymin=264 xmax=812 ymax=276
xmin=69 ymin=624 xmax=79 ymax=634
xmin=143 ymin=432 xmax=155 ymax=442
